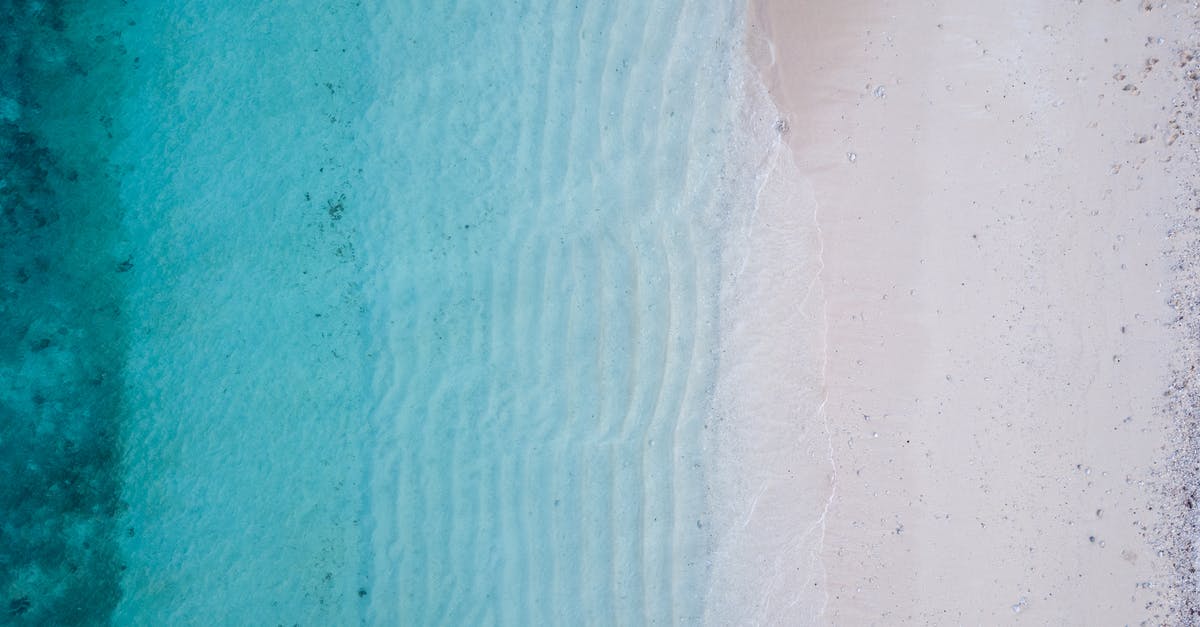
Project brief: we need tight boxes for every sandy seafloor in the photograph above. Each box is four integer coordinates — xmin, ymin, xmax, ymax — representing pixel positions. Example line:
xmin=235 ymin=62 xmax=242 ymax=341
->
xmin=3 ymin=0 xmax=795 ymax=624
xmin=744 ymin=0 xmax=1200 ymax=624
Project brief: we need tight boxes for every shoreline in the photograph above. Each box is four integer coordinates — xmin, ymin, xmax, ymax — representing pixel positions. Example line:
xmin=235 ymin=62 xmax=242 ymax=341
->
xmin=747 ymin=0 xmax=1198 ymax=622
xmin=705 ymin=106 xmax=832 ymax=623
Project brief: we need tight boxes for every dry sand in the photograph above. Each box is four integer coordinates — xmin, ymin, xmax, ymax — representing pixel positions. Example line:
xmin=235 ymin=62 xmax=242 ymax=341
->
xmin=743 ymin=0 xmax=1200 ymax=623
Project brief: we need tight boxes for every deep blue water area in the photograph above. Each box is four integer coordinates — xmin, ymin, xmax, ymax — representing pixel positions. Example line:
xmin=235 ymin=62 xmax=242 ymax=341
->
xmin=1 ymin=1 xmax=135 ymax=623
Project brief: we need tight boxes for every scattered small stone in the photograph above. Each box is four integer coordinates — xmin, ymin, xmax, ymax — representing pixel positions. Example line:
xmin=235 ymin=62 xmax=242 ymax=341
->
xmin=847 ymin=152 xmax=858 ymax=163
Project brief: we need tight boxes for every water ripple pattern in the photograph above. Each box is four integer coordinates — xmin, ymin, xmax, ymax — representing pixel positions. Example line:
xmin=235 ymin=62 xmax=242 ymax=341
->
xmin=359 ymin=0 xmax=750 ymax=623
xmin=4 ymin=0 xmax=786 ymax=623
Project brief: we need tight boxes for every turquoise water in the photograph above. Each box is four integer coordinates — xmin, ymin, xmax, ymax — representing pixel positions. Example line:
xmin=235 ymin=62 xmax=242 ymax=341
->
xmin=359 ymin=2 xmax=755 ymax=624
xmin=2 ymin=1 xmax=774 ymax=623
xmin=1 ymin=1 xmax=133 ymax=622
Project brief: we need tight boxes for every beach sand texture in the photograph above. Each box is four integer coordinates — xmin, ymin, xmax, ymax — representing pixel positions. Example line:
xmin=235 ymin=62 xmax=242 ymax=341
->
xmin=749 ymin=0 xmax=1200 ymax=623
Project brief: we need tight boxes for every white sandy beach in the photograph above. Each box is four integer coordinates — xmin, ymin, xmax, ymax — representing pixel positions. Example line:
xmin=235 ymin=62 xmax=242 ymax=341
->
xmin=734 ymin=0 xmax=1200 ymax=623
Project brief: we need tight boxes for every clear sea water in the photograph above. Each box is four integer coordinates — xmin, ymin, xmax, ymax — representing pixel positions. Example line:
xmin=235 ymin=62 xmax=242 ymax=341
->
xmin=1 ymin=1 xmax=803 ymax=624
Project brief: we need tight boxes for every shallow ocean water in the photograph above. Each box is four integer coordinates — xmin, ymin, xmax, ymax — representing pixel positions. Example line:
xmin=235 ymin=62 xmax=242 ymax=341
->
xmin=358 ymin=2 xmax=764 ymax=623
xmin=2 ymin=1 xmax=783 ymax=623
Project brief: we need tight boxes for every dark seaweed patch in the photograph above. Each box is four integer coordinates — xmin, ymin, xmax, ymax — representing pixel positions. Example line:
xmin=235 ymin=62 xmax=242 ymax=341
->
xmin=0 ymin=0 xmax=132 ymax=624
xmin=8 ymin=596 xmax=32 ymax=617
xmin=327 ymin=193 xmax=346 ymax=221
